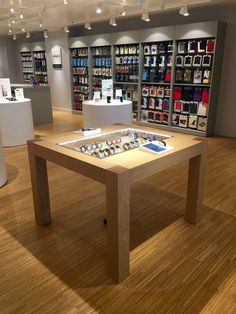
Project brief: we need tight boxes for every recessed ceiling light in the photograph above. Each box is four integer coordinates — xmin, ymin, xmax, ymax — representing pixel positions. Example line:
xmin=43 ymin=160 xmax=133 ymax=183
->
xmin=141 ymin=12 xmax=150 ymax=22
xmin=20 ymin=12 xmax=24 ymax=19
xmin=96 ymin=3 xmax=102 ymax=14
xmin=8 ymin=28 xmax=12 ymax=35
xmin=109 ymin=17 xmax=117 ymax=26
xmin=10 ymin=7 xmax=14 ymax=14
xmin=179 ymin=5 xmax=189 ymax=16
xmin=84 ymin=22 xmax=92 ymax=30
xmin=40 ymin=21 xmax=43 ymax=28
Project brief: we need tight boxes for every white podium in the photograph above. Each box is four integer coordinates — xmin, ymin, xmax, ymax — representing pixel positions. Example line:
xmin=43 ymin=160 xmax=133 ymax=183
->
xmin=0 ymin=130 xmax=7 ymax=187
xmin=0 ymin=98 xmax=34 ymax=147
xmin=83 ymin=100 xmax=132 ymax=128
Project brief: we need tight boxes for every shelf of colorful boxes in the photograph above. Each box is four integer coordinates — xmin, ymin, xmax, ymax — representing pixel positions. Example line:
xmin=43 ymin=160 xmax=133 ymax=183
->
xmin=114 ymin=44 xmax=140 ymax=121
xmin=172 ymin=38 xmax=215 ymax=132
xmin=91 ymin=46 xmax=112 ymax=95
xmin=33 ymin=51 xmax=48 ymax=86
xmin=21 ymin=52 xmax=33 ymax=84
xmin=141 ymin=41 xmax=173 ymax=125
xmin=71 ymin=48 xmax=89 ymax=111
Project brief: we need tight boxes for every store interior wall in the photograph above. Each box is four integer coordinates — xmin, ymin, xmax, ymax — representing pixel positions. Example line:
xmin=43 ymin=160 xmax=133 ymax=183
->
xmin=0 ymin=37 xmax=19 ymax=83
xmin=45 ymin=31 xmax=72 ymax=111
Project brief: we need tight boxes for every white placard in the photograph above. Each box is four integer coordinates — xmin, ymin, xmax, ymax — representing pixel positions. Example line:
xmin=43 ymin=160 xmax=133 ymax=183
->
xmin=115 ymin=89 xmax=122 ymax=99
xmin=0 ymin=78 xmax=11 ymax=98
xmin=93 ymin=91 xmax=101 ymax=103
xmin=102 ymin=79 xmax=113 ymax=100
xmin=15 ymin=88 xmax=24 ymax=99
xmin=52 ymin=47 xmax=62 ymax=68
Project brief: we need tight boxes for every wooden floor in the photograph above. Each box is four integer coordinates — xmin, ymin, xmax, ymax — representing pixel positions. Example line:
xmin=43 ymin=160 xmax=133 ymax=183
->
xmin=0 ymin=110 xmax=235 ymax=314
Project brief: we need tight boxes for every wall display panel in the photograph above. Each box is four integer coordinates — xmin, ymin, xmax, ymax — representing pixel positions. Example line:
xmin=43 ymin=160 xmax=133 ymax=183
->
xmin=70 ymin=47 xmax=89 ymax=112
xmin=33 ymin=50 xmax=48 ymax=86
xmin=114 ymin=43 xmax=139 ymax=121
xmin=172 ymin=37 xmax=215 ymax=133
xmin=20 ymin=52 xmax=33 ymax=84
xmin=91 ymin=46 xmax=112 ymax=96
xmin=141 ymin=41 xmax=173 ymax=126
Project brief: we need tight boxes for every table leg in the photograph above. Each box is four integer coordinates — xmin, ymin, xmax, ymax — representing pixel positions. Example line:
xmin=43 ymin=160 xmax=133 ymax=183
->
xmin=185 ymin=145 xmax=207 ymax=224
xmin=28 ymin=143 xmax=51 ymax=226
xmin=106 ymin=170 xmax=130 ymax=283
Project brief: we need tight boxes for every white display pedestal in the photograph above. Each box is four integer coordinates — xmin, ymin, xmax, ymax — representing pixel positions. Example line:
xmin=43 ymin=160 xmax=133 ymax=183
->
xmin=0 ymin=130 xmax=7 ymax=187
xmin=0 ymin=98 xmax=34 ymax=147
xmin=83 ymin=100 xmax=132 ymax=128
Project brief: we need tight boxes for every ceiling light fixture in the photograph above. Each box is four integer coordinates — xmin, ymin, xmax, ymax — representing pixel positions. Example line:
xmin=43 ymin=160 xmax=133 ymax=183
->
xmin=8 ymin=28 xmax=12 ymax=35
xmin=179 ymin=5 xmax=189 ymax=16
xmin=96 ymin=3 xmax=102 ymax=14
xmin=64 ymin=0 xmax=68 ymax=4
xmin=20 ymin=12 xmax=24 ymax=19
xmin=13 ymin=34 xmax=17 ymax=40
xmin=39 ymin=21 xmax=43 ymax=28
xmin=121 ymin=7 xmax=126 ymax=16
xmin=64 ymin=25 xmax=70 ymax=33
xmin=84 ymin=22 xmax=92 ymax=30
xmin=21 ymin=25 xmax=25 ymax=32
xmin=109 ymin=17 xmax=117 ymax=27
xmin=10 ymin=7 xmax=15 ymax=14
xmin=43 ymin=29 xmax=48 ymax=38
xmin=141 ymin=12 xmax=150 ymax=22
xmin=26 ymin=31 xmax=31 ymax=38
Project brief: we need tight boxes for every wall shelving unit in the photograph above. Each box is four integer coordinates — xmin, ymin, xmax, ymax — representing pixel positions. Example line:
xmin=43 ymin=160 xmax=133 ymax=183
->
xmin=114 ymin=43 xmax=139 ymax=121
xmin=71 ymin=47 xmax=89 ymax=112
xmin=20 ymin=51 xmax=33 ymax=84
xmin=33 ymin=50 xmax=48 ymax=86
xmin=68 ymin=21 xmax=226 ymax=136
xmin=91 ymin=46 xmax=112 ymax=96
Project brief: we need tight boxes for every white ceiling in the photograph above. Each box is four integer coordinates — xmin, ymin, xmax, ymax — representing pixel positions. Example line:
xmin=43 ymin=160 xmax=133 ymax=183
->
xmin=0 ymin=0 xmax=235 ymax=36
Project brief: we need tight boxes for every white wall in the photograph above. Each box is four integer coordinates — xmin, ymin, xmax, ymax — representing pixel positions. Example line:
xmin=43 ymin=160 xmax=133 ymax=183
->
xmin=45 ymin=31 xmax=72 ymax=111
xmin=0 ymin=37 xmax=19 ymax=83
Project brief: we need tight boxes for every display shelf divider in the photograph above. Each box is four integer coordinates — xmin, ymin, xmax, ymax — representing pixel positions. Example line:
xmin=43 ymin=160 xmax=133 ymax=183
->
xmin=169 ymin=39 xmax=177 ymax=128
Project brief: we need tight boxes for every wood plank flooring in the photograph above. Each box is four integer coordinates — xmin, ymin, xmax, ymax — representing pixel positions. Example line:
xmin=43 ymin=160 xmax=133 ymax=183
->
xmin=0 ymin=110 xmax=235 ymax=314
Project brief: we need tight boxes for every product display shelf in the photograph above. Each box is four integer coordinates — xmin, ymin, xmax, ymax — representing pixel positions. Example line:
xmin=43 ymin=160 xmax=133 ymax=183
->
xmin=71 ymin=47 xmax=89 ymax=112
xmin=20 ymin=51 xmax=33 ymax=84
xmin=91 ymin=46 xmax=112 ymax=96
xmin=33 ymin=50 xmax=48 ymax=86
xmin=114 ymin=43 xmax=140 ymax=121
xmin=172 ymin=37 xmax=215 ymax=133
xmin=141 ymin=41 xmax=173 ymax=126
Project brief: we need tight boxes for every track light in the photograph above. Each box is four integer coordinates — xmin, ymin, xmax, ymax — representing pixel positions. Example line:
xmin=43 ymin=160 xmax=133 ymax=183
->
xmin=64 ymin=25 xmax=70 ymax=33
xmin=20 ymin=12 xmax=23 ymax=19
xmin=96 ymin=3 xmax=102 ymax=14
xmin=43 ymin=29 xmax=48 ymax=38
xmin=121 ymin=7 xmax=126 ymax=16
xmin=21 ymin=26 xmax=25 ymax=32
xmin=84 ymin=22 xmax=92 ymax=30
xmin=64 ymin=0 xmax=68 ymax=4
xmin=179 ymin=5 xmax=189 ymax=16
xmin=109 ymin=17 xmax=117 ymax=26
xmin=12 ymin=18 xmax=16 ymax=24
xmin=10 ymin=7 xmax=14 ymax=14
xmin=39 ymin=21 xmax=43 ymax=28
xmin=8 ymin=28 xmax=12 ymax=35
xmin=141 ymin=12 xmax=150 ymax=22
xmin=26 ymin=31 xmax=30 ymax=38
xmin=13 ymin=34 xmax=17 ymax=40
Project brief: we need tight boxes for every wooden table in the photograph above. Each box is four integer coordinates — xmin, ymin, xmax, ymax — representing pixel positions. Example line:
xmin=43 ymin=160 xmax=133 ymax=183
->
xmin=27 ymin=125 xmax=207 ymax=283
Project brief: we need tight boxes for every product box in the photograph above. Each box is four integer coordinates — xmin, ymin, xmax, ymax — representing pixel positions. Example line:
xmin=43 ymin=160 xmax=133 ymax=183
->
xmin=189 ymin=115 xmax=198 ymax=129
xmin=179 ymin=114 xmax=189 ymax=128
xmin=198 ymin=117 xmax=207 ymax=132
